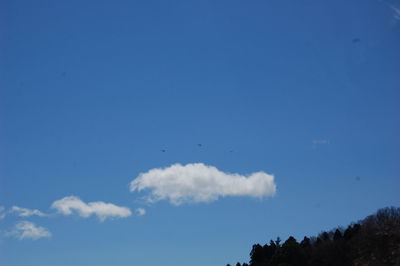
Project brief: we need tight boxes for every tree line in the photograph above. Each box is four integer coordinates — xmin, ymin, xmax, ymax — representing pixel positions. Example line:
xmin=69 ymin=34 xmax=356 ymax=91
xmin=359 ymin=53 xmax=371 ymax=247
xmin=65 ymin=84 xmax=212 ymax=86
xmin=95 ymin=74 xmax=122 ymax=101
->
xmin=227 ymin=206 xmax=400 ymax=266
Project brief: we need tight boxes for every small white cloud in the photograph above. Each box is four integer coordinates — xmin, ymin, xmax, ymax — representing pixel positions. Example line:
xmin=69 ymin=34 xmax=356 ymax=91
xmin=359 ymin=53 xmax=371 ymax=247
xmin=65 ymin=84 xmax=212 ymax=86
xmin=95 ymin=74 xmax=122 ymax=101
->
xmin=130 ymin=163 xmax=276 ymax=205
xmin=0 ymin=206 xmax=5 ymax=220
xmin=312 ymin=139 xmax=330 ymax=145
xmin=135 ymin=208 xmax=146 ymax=216
xmin=51 ymin=196 xmax=132 ymax=221
xmin=8 ymin=221 xmax=51 ymax=240
xmin=10 ymin=206 xmax=47 ymax=217
xmin=312 ymin=140 xmax=330 ymax=149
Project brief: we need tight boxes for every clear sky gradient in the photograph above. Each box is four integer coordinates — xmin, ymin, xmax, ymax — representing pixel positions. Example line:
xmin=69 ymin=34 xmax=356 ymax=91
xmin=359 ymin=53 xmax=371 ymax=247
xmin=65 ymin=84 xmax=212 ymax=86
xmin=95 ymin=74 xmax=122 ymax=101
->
xmin=1 ymin=0 xmax=399 ymax=265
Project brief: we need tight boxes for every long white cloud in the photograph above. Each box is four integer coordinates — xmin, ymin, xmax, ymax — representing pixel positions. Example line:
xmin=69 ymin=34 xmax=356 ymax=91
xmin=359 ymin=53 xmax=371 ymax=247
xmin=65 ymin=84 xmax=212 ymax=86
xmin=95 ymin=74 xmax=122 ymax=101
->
xmin=51 ymin=196 xmax=132 ymax=221
xmin=8 ymin=221 xmax=51 ymax=240
xmin=130 ymin=163 xmax=276 ymax=205
xmin=10 ymin=206 xmax=47 ymax=217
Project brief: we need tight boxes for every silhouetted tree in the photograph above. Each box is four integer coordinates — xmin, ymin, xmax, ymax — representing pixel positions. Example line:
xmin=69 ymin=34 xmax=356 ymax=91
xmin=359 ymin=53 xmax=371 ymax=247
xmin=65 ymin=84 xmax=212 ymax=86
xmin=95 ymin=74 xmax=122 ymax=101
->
xmin=320 ymin=231 xmax=330 ymax=241
xmin=275 ymin=237 xmax=281 ymax=247
xmin=228 ymin=207 xmax=400 ymax=266
xmin=333 ymin=229 xmax=342 ymax=241
xmin=249 ymin=244 xmax=264 ymax=266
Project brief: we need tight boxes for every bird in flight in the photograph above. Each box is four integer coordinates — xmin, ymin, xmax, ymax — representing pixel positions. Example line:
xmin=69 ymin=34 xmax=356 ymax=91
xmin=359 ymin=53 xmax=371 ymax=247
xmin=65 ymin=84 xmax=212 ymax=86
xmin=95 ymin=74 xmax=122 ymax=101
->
xmin=197 ymin=144 xmax=202 ymax=147
xmin=160 ymin=149 xmax=166 ymax=152
xmin=352 ymin=38 xmax=360 ymax=43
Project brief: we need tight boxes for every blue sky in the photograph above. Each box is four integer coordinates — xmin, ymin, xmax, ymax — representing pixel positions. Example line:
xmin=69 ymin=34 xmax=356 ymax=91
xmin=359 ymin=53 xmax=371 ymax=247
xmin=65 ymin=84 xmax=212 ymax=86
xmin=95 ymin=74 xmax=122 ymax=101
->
xmin=1 ymin=0 xmax=399 ymax=265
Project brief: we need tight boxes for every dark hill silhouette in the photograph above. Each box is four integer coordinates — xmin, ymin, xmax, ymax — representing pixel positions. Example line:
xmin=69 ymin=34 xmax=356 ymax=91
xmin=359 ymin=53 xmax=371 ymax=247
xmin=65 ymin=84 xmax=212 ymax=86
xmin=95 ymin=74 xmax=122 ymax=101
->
xmin=228 ymin=207 xmax=400 ymax=266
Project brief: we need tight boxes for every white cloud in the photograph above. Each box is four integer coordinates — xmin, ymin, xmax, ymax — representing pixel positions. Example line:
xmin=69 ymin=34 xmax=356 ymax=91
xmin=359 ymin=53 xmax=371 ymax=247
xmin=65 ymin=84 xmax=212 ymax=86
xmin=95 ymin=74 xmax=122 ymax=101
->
xmin=51 ymin=196 xmax=132 ymax=221
xmin=312 ymin=139 xmax=330 ymax=145
xmin=0 ymin=206 xmax=5 ymax=220
xmin=8 ymin=221 xmax=51 ymax=240
xmin=10 ymin=206 xmax=47 ymax=217
xmin=135 ymin=208 xmax=146 ymax=216
xmin=130 ymin=163 xmax=276 ymax=205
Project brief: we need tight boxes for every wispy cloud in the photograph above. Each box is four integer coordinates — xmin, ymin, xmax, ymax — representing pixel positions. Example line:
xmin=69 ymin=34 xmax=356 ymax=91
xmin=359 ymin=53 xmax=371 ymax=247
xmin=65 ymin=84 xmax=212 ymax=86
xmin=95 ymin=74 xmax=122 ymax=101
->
xmin=389 ymin=4 xmax=400 ymax=20
xmin=312 ymin=139 xmax=330 ymax=145
xmin=379 ymin=0 xmax=400 ymax=21
xmin=135 ymin=208 xmax=146 ymax=216
xmin=130 ymin=163 xmax=276 ymax=205
xmin=10 ymin=206 xmax=47 ymax=217
xmin=0 ymin=206 xmax=6 ymax=220
xmin=7 ymin=221 xmax=51 ymax=240
xmin=51 ymin=196 xmax=132 ymax=221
